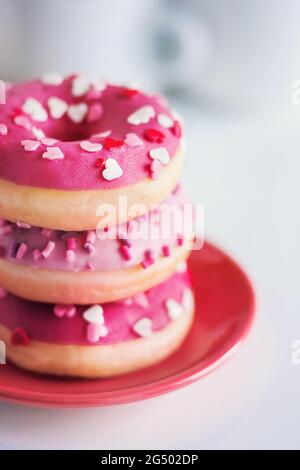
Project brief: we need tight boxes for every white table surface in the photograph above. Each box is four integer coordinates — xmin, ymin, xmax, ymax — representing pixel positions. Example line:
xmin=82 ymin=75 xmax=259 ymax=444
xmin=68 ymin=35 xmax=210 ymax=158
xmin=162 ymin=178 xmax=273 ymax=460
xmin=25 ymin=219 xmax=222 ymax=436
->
xmin=0 ymin=102 xmax=299 ymax=450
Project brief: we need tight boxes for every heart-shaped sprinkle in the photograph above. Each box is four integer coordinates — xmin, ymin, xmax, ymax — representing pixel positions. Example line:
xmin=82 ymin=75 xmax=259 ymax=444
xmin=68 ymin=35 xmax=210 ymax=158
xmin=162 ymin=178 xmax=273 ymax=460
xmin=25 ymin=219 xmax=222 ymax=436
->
xmin=14 ymin=115 xmax=31 ymax=130
xmin=172 ymin=120 xmax=182 ymax=138
xmin=102 ymin=158 xmax=123 ymax=181
xmin=93 ymin=130 xmax=111 ymax=138
xmin=41 ymin=138 xmax=57 ymax=146
xmin=42 ymin=72 xmax=63 ymax=86
xmin=149 ymin=160 xmax=161 ymax=180
xmin=80 ymin=141 xmax=103 ymax=152
xmin=53 ymin=304 xmax=77 ymax=318
xmin=0 ymin=124 xmax=8 ymax=135
xmin=166 ymin=298 xmax=184 ymax=320
xmin=32 ymin=126 xmax=45 ymax=139
xmin=149 ymin=147 xmax=170 ymax=165
xmin=133 ymin=318 xmax=153 ymax=338
xmin=11 ymin=328 xmax=30 ymax=346
xmin=133 ymin=292 xmax=149 ymax=308
xmin=72 ymin=75 xmax=90 ymax=97
xmin=22 ymin=97 xmax=48 ymax=122
xmin=95 ymin=157 xmax=105 ymax=169
xmin=127 ymin=105 xmax=155 ymax=125
xmin=87 ymin=103 xmax=104 ymax=122
xmin=144 ymin=128 xmax=165 ymax=143
xmin=87 ymin=323 xmax=108 ymax=343
xmin=83 ymin=305 xmax=105 ymax=325
xmin=21 ymin=140 xmax=41 ymax=152
xmin=42 ymin=147 xmax=64 ymax=160
xmin=182 ymin=288 xmax=194 ymax=311
xmin=67 ymin=103 xmax=88 ymax=123
xmin=92 ymin=79 xmax=107 ymax=93
xmin=120 ymin=87 xmax=139 ymax=98
xmin=125 ymin=133 xmax=143 ymax=147
xmin=48 ymin=97 xmax=68 ymax=119
xmin=157 ymin=113 xmax=174 ymax=128
xmin=104 ymin=137 xmax=124 ymax=149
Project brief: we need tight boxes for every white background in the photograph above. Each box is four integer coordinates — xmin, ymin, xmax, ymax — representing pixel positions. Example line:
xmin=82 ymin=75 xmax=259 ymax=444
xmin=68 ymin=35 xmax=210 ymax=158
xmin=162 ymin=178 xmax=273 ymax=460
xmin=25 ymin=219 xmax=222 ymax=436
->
xmin=0 ymin=100 xmax=299 ymax=449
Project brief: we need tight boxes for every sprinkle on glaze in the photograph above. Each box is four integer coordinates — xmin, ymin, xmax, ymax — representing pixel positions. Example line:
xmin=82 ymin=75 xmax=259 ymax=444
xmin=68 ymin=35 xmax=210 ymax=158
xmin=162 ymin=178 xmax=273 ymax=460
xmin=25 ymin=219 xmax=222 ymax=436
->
xmin=0 ymin=269 xmax=192 ymax=346
xmin=0 ymin=77 xmax=181 ymax=190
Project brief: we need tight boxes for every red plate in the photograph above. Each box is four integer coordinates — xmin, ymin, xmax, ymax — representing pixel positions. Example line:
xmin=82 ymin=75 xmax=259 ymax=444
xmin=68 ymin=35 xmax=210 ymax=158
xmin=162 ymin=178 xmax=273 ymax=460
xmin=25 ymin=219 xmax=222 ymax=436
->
xmin=0 ymin=242 xmax=255 ymax=408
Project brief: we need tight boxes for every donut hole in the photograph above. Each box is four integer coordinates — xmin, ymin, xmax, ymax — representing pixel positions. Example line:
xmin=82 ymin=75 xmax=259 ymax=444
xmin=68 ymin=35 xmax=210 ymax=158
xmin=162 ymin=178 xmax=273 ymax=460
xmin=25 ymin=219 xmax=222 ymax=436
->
xmin=44 ymin=119 xmax=105 ymax=143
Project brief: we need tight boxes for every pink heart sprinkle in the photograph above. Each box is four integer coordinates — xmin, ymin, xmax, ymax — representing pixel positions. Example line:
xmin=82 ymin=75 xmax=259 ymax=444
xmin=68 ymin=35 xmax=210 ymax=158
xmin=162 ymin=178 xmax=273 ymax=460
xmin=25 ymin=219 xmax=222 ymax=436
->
xmin=0 ymin=124 xmax=8 ymax=136
xmin=125 ymin=133 xmax=143 ymax=147
xmin=53 ymin=304 xmax=76 ymax=319
xmin=87 ymin=103 xmax=104 ymax=122
xmin=87 ymin=323 xmax=108 ymax=343
xmin=21 ymin=140 xmax=41 ymax=152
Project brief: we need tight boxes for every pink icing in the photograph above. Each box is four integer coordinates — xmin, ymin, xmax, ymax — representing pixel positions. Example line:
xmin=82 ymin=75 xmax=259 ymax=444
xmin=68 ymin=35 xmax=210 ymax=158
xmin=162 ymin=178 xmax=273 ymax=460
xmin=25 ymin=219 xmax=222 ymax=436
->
xmin=0 ymin=186 xmax=189 ymax=271
xmin=0 ymin=270 xmax=191 ymax=346
xmin=0 ymin=76 xmax=181 ymax=190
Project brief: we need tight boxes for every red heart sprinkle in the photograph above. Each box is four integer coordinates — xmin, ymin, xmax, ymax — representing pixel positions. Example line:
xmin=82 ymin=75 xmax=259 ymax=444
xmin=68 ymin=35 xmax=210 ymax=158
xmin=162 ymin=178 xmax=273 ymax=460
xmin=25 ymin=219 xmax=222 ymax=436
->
xmin=171 ymin=121 xmax=182 ymax=138
xmin=95 ymin=157 xmax=105 ymax=169
xmin=104 ymin=137 xmax=124 ymax=149
xmin=143 ymin=128 xmax=165 ymax=143
xmin=11 ymin=327 xmax=30 ymax=346
xmin=119 ymin=88 xmax=139 ymax=98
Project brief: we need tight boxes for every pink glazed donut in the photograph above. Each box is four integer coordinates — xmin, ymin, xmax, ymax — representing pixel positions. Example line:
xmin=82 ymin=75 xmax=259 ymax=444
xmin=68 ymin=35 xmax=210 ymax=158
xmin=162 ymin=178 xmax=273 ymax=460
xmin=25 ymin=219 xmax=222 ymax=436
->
xmin=0 ymin=186 xmax=193 ymax=304
xmin=0 ymin=75 xmax=184 ymax=231
xmin=0 ymin=270 xmax=194 ymax=378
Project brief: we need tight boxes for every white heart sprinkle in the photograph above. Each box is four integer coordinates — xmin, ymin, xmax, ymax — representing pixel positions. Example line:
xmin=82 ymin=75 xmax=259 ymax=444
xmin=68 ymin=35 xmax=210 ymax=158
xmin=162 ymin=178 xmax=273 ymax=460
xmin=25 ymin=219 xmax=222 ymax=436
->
xmin=102 ymin=158 xmax=123 ymax=181
xmin=42 ymin=73 xmax=63 ymax=86
xmin=93 ymin=130 xmax=111 ymax=138
xmin=72 ymin=75 xmax=90 ymax=97
xmin=0 ymin=124 xmax=8 ymax=136
xmin=80 ymin=141 xmax=103 ymax=152
xmin=41 ymin=138 xmax=57 ymax=146
xmin=182 ymin=288 xmax=194 ymax=311
xmin=157 ymin=113 xmax=174 ymax=128
xmin=83 ymin=305 xmax=105 ymax=325
xmin=21 ymin=140 xmax=41 ymax=152
xmin=92 ymin=79 xmax=107 ymax=93
xmin=127 ymin=105 xmax=155 ymax=125
xmin=133 ymin=318 xmax=153 ymax=338
xmin=42 ymin=147 xmax=64 ymax=160
xmin=87 ymin=323 xmax=108 ymax=343
xmin=166 ymin=298 xmax=184 ymax=321
xmin=125 ymin=133 xmax=143 ymax=147
xmin=14 ymin=115 xmax=31 ymax=130
xmin=32 ymin=126 xmax=45 ymax=139
xmin=149 ymin=147 xmax=170 ymax=165
xmin=48 ymin=97 xmax=68 ymax=119
xmin=22 ymin=97 xmax=48 ymax=122
xmin=176 ymin=261 xmax=187 ymax=273
xmin=67 ymin=103 xmax=88 ymax=123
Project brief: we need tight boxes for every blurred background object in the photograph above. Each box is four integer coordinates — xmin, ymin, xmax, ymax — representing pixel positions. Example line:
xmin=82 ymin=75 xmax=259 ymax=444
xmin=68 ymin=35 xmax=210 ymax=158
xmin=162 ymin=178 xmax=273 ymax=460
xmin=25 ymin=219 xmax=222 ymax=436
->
xmin=1 ymin=0 xmax=300 ymax=112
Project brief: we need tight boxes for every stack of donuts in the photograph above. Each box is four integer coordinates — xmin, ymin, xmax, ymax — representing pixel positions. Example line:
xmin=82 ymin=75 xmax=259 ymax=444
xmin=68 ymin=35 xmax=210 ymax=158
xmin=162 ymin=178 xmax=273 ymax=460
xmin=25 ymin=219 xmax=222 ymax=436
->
xmin=0 ymin=74 xmax=195 ymax=378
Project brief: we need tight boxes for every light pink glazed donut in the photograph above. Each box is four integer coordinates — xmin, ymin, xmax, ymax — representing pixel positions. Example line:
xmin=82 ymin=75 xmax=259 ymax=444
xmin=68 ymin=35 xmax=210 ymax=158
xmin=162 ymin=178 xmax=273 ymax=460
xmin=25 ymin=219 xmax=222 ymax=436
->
xmin=0 ymin=75 xmax=184 ymax=230
xmin=0 ymin=187 xmax=193 ymax=304
xmin=0 ymin=271 xmax=194 ymax=378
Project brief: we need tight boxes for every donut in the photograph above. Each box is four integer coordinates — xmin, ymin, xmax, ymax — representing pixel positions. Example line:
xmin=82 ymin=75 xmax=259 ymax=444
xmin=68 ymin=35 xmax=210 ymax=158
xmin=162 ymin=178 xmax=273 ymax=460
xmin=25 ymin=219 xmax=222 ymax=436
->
xmin=0 ymin=75 xmax=184 ymax=231
xmin=0 ymin=187 xmax=193 ymax=304
xmin=0 ymin=270 xmax=194 ymax=378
